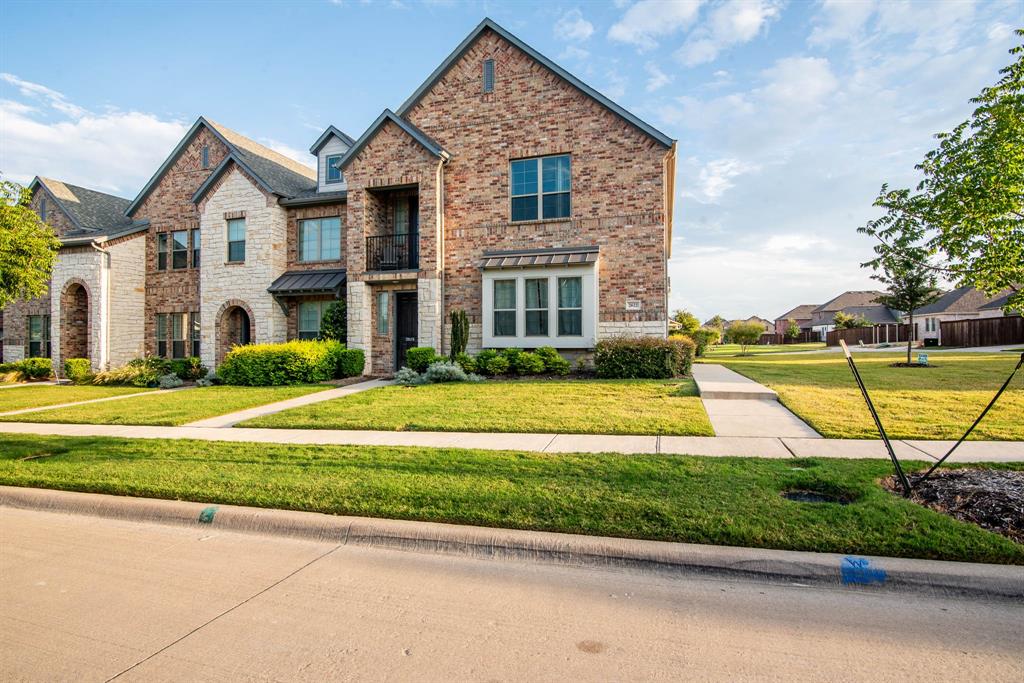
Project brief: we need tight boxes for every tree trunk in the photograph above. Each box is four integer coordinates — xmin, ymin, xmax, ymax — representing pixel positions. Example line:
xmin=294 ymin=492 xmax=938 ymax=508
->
xmin=907 ymin=312 xmax=913 ymax=365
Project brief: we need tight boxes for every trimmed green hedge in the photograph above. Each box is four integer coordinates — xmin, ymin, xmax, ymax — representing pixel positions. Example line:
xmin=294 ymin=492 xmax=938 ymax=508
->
xmin=1 ymin=358 xmax=54 ymax=382
xmin=337 ymin=348 xmax=365 ymax=378
xmin=219 ymin=340 xmax=346 ymax=386
xmin=594 ymin=336 xmax=695 ymax=379
xmin=64 ymin=358 xmax=93 ymax=384
xmin=405 ymin=347 xmax=441 ymax=373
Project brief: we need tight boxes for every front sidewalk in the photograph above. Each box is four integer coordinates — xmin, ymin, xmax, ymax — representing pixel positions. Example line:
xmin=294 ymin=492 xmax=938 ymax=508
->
xmin=2 ymin=420 xmax=1023 ymax=461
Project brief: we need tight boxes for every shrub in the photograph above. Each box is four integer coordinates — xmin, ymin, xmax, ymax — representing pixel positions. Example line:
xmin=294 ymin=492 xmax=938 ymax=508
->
xmin=169 ymin=356 xmax=208 ymax=381
xmin=454 ymin=352 xmax=477 ymax=374
xmin=499 ymin=347 xmax=523 ymax=369
xmin=424 ymin=360 xmax=468 ymax=383
xmin=157 ymin=373 xmax=184 ymax=389
xmin=594 ymin=336 xmax=695 ymax=379
xmin=728 ymin=322 xmax=765 ymax=354
xmin=18 ymin=357 xmax=53 ymax=380
xmin=218 ymin=339 xmax=343 ymax=386
xmin=395 ymin=366 xmax=425 ymax=386
xmin=512 ymin=351 xmax=545 ymax=375
xmin=449 ymin=309 xmax=469 ymax=359
xmin=475 ymin=349 xmax=509 ymax=376
xmin=320 ymin=301 xmax=347 ymax=342
xmin=63 ymin=358 xmax=93 ymax=384
xmin=336 ymin=348 xmax=365 ymax=378
xmin=93 ymin=363 xmax=160 ymax=387
xmin=535 ymin=346 xmax=570 ymax=375
xmin=405 ymin=347 xmax=439 ymax=373
xmin=687 ymin=328 xmax=720 ymax=357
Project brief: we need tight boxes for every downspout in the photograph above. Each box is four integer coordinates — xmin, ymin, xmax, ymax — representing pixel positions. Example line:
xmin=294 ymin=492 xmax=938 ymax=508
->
xmin=91 ymin=241 xmax=111 ymax=371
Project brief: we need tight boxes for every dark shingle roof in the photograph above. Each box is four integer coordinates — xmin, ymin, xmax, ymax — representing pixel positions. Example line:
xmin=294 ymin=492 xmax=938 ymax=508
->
xmin=267 ymin=269 xmax=346 ymax=296
xmin=30 ymin=177 xmax=148 ymax=245
xmin=841 ymin=305 xmax=898 ymax=324
xmin=916 ymin=286 xmax=1012 ymax=315
xmin=775 ymin=304 xmax=819 ymax=322
xmin=814 ymin=291 xmax=884 ymax=313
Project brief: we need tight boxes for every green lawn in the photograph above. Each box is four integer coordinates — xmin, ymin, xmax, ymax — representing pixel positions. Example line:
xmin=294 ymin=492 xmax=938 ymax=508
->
xmin=241 ymin=379 xmax=714 ymax=436
xmin=0 ymin=385 xmax=329 ymax=426
xmin=0 ymin=384 xmax=153 ymax=413
xmin=702 ymin=342 xmax=827 ymax=357
xmin=709 ymin=352 xmax=1024 ymax=440
xmin=1 ymin=433 xmax=1020 ymax=563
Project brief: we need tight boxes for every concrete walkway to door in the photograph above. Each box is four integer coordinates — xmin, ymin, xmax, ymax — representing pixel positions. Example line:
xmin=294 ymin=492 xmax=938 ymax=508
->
xmin=690 ymin=364 xmax=820 ymax=439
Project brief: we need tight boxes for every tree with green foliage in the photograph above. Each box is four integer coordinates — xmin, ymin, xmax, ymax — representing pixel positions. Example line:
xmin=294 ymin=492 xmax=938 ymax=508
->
xmin=671 ymin=309 xmax=701 ymax=335
xmin=861 ymin=32 xmax=1023 ymax=313
xmin=729 ymin=321 xmax=764 ymax=355
xmin=0 ymin=176 xmax=61 ymax=309
xmin=832 ymin=311 xmax=871 ymax=330
xmin=784 ymin=319 xmax=801 ymax=340
xmin=704 ymin=315 xmax=727 ymax=333
xmin=319 ymin=300 xmax=347 ymax=342
xmin=449 ymin=308 xmax=469 ymax=359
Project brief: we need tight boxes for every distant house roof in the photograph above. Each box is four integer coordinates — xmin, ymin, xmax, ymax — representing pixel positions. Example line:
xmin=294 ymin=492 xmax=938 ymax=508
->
xmin=396 ymin=18 xmax=673 ymax=148
xmin=29 ymin=177 xmax=149 ymax=245
xmin=339 ymin=109 xmax=448 ymax=170
xmin=309 ymin=125 xmax=356 ymax=155
xmin=842 ymin=305 xmax=898 ymax=324
xmin=813 ymin=291 xmax=884 ymax=313
xmin=916 ymin=285 xmax=1012 ymax=315
xmin=980 ymin=290 xmax=1020 ymax=312
xmin=479 ymin=245 xmax=599 ymax=269
xmin=776 ymin=304 xmax=819 ymax=322
xmin=128 ymin=116 xmax=316 ymax=216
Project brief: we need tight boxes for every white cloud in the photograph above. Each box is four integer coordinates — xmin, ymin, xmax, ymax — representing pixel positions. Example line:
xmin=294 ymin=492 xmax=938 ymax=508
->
xmin=677 ymin=0 xmax=783 ymax=66
xmin=808 ymin=0 xmax=877 ymax=45
xmin=608 ymin=0 xmax=704 ymax=50
xmin=602 ymin=70 xmax=628 ymax=100
xmin=1 ymin=72 xmax=85 ymax=119
xmin=645 ymin=62 xmax=673 ymax=92
xmin=757 ymin=56 xmax=838 ymax=109
xmin=559 ymin=45 xmax=591 ymax=62
xmin=259 ymin=138 xmax=315 ymax=168
xmin=554 ymin=9 xmax=594 ymax=42
xmin=683 ymin=157 xmax=761 ymax=203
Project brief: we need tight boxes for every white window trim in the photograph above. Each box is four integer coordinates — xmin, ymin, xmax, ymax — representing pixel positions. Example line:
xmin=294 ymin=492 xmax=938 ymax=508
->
xmin=325 ymin=154 xmax=344 ymax=184
xmin=482 ymin=264 xmax=597 ymax=349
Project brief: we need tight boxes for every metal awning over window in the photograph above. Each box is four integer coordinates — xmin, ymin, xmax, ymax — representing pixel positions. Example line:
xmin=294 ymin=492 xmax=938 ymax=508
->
xmin=479 ymin=246 xmax=598 ymax=269
xmin=267 ymin=269 xmax=346 ymax=296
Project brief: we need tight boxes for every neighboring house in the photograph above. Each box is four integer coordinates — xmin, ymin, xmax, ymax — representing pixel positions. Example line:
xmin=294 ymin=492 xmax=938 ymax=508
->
xmin=807 ymin=290 xmax=889 ymax=339
xmin=913 ymin=286 xmax=1017 ymax=343
xmin=773 ymin=304 xmax=818 ymax=335
xmin=1 ymin=18 xmax=676 ymax=376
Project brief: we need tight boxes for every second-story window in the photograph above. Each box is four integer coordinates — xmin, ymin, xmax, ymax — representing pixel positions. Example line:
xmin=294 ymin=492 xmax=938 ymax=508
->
xmin=172 ymin=230 xmax=188 ymax=269
xmin=298 ymin=217 xmax=341 ymax=262
xmin=227 ymin=218 xmax=246 ymax=263
xmin=326 ymin=155 xmax=343 ymax=184
xmin=191 ymin=229 xmax=200 ymax=268
xmin=510 ymin=155 xmax=571 ymax=222
xmin=157 ymin=233 xmax=168 ymax=270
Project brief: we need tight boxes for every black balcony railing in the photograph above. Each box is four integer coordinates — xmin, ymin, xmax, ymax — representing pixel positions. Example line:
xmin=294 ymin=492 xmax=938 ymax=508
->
xmin=366 ymin=232 xmax=419 ymax=271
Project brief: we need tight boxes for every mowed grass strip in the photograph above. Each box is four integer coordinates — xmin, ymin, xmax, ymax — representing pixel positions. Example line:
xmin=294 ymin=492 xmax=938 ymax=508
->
xmin=0 ymin=385 xmax=330 ymax=426
xmin=710 ymin=352 xmax=1024 ymax=440
xmin=701 ymin=342 xmax=827 ymax=357
xmin=0 ymin=385 xmax=153 ymax=414
xmin=1 ymin=433 xmax=1021 ymax=563
xmin=241 ymin=379 xmax=715 ymax=436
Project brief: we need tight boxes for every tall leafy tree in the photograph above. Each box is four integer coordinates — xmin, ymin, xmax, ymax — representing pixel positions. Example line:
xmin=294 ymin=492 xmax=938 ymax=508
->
xmin=0 ymin=176 xmax=61 ymax=309
xmin=671 ymin=309 xmax=701 ymax=335
xmin=785 ymin=319 xmax=801 ymax=340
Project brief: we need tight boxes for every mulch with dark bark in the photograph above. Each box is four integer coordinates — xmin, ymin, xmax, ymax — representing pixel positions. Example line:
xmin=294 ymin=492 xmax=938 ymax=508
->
xmin=886 ymin=469 xmax=1024 ymax=542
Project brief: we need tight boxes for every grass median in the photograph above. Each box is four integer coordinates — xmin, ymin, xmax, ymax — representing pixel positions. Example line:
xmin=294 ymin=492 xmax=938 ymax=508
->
xmin=705 ymin=352 xmax=1024 ymax=440
xmin=0 ymin=385 xmax=153 ymax=414
xmin=1 ymin=433 xmax=1020 ymax=563
xmin=0 ymin=385 xmax=330 ymax=426
xmin=240 ymin=379 xmax=715 ymax=436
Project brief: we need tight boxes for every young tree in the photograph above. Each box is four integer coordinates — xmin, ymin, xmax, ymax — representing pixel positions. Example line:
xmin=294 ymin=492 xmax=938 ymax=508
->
xmin=319 ymin=300 xmax=347 ymax=342
xmin=671 ymin=309 xmax=701 ymax=335
xmin=0 ymin=176 xmax=61 ymax=309
xmin=832 ymin=311 xmax=871 ymax=330
xmin=784 ymin=319 xmax=801 ymax=340
xmin=704 ymin=315 xmax=727 ymax=332
xmin=729 ymin=321 xmax=763 ymax=355
xmin=861 ymin=32 xmax=1023 ymax=313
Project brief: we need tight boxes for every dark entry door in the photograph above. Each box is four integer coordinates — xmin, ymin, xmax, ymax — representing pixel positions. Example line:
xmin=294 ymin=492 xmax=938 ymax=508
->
xmin=395 ymin=292 xmax=418 ymax=371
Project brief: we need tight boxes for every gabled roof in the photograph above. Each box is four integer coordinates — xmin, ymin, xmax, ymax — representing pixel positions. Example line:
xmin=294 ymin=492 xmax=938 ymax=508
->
xmin=309 ymin=125 xmax=356 ymax=155
xmin=192 ymin=148 xmax=317 ymax=205
xmin=915 ymin=285 xmax=1009 ymax=315
xmin=841 ymin=305 xmax=898 ymax=324
xmin=980 ymin=289 xmax=1020 ymax=311
xmin=776 ymin=304 xmax=819 ymax=322
xmin=29 ymin=177 xmax=146 ymax=243
xmin=127 ymin=116 xmax=316 ymax=216
xmin=396 ymin=17 xmax=673 ymax=148
xmin=339 ymin=109 xmax=449 ymax=169
xmin=813 ymin=291 xmax=884 ymax=313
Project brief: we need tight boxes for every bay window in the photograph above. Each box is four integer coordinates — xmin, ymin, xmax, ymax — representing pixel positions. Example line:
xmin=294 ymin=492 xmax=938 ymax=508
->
xmin=524 ymin=278 xmax=548 ymax=336
xmin=482 ymin=266 xmax=596 ymax=348
xmin=557 ymin=277 xmax=583 ymax=336
xmin=493 ymin=280 xmax=517 ymax=336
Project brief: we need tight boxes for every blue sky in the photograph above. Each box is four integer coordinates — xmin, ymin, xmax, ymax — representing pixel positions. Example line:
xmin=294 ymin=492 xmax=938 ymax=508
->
xmin=1 ymin=0 xmax=1020 ymax=320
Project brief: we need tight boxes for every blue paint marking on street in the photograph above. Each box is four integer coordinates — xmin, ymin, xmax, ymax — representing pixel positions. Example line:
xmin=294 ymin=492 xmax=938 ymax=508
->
xmin=840 ymin=556 xmax=888 ymax=585
xmin=198 ymin=506 xmax=218 ymax=524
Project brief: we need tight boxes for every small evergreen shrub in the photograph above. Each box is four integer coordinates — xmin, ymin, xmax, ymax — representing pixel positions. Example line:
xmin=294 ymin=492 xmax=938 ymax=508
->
xmin=475 ymin=349 xmax=509 ymax=376
xmin=218 ymin=340 xmax=343 ymax=386
xmin=157 ymin=373 xmax=184 ymax=389
xmin=336 ymin=348 xmax=365 ymax=378
xmin=454 ymin=352 xmax=477 ymax=373
xmin=594 ymin=336 xmax=695 ymax=379
xmin=424 ymin=360 xmax=468 ymax=383
xmin=395 ymin=366 xmax=425 ymax=386
xmin=18 ymin=357 xmax=53 ymax=379
xmin=499 ymin=347 xmax=523 ymax=369
xmin=405 ymin=347 xmax=439 ymax=373
xmin=169 ymin=357 xmax=208 ymax=381
xmin=64 ymin=358 xmax=93 ymax=384
xmin=512 ymin=351 xmax=545 ymax=375
xmin=320 ymin=301 xmax=347 ymax=342
xmin=535 ymin=346 xmax=571 ymax=375
xmin=449 ymin=309 xmax=469 ymax=359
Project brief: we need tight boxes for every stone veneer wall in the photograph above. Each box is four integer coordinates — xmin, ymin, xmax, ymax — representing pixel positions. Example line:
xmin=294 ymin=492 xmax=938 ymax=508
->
xmin=49 ymin=247 xmax=105 ymax=373
xmin=346 ymin=281 xmax=371 ymax=374
xmin=106 ymin=234 xmax=147 ymax=367
xmin=197 ymin=166 xmax=288 ymax=369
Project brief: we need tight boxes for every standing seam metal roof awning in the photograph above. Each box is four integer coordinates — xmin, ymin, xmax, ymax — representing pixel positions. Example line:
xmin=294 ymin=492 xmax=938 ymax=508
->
xmin=479 ymin=246 xmax=599 ymax=269
xmin=267 ymin=269 xmax=346 ymax=295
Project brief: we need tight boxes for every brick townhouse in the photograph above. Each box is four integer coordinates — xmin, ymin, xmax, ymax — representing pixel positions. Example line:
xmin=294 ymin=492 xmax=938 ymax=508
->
xmin=2 ymin=18 xmax=677 ymax=376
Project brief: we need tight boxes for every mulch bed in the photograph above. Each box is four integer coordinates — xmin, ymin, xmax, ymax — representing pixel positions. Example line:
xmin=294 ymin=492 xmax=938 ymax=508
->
xmin=888 ymin=362 xmax=935 ymax=368
xmin=885 ymin=469 xmax=1024 ymax=542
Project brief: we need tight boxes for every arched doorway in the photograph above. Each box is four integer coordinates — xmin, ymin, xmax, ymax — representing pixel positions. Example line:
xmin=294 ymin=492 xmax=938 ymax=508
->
xmin=216 ymin=301 xmax=255 ymax=364
xmin=61 ymin=281 xmax=90 ymax=362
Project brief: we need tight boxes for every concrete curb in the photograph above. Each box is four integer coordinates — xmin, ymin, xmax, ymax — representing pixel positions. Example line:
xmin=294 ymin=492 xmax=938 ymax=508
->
xmin=2 ymin=486 xmax=1021 ymax=599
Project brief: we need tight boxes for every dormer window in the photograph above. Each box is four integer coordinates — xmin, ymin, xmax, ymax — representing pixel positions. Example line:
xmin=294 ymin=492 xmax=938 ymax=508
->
xmin=483 ymin=59 xmax=495 ymax=93
xmin=326 ymin=155 xmax=343 ymax=184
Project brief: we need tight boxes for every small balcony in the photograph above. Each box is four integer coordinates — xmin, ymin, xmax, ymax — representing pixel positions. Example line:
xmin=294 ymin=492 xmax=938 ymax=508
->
xmin=366 ymin=232 xmax=419 ymax=272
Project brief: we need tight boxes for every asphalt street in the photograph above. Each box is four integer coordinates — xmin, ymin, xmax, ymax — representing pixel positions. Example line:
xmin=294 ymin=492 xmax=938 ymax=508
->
xmin=1 ymin=506 xmax=1021 ymax=681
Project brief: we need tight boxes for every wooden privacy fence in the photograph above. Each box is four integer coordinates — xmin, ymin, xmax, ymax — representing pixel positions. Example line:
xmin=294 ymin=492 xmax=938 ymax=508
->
xmin=939 ymin=316 xmax=1024 ymax=347
xmin=826 ymin=324 xmax=912 ymax=347
xmin=758 ymin=331 xmax=819 ymax=345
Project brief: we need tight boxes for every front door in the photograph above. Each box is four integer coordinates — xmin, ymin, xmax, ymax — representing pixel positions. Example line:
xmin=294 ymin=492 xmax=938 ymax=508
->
xmin=395 ymin=292 xmax=418 ymax=371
